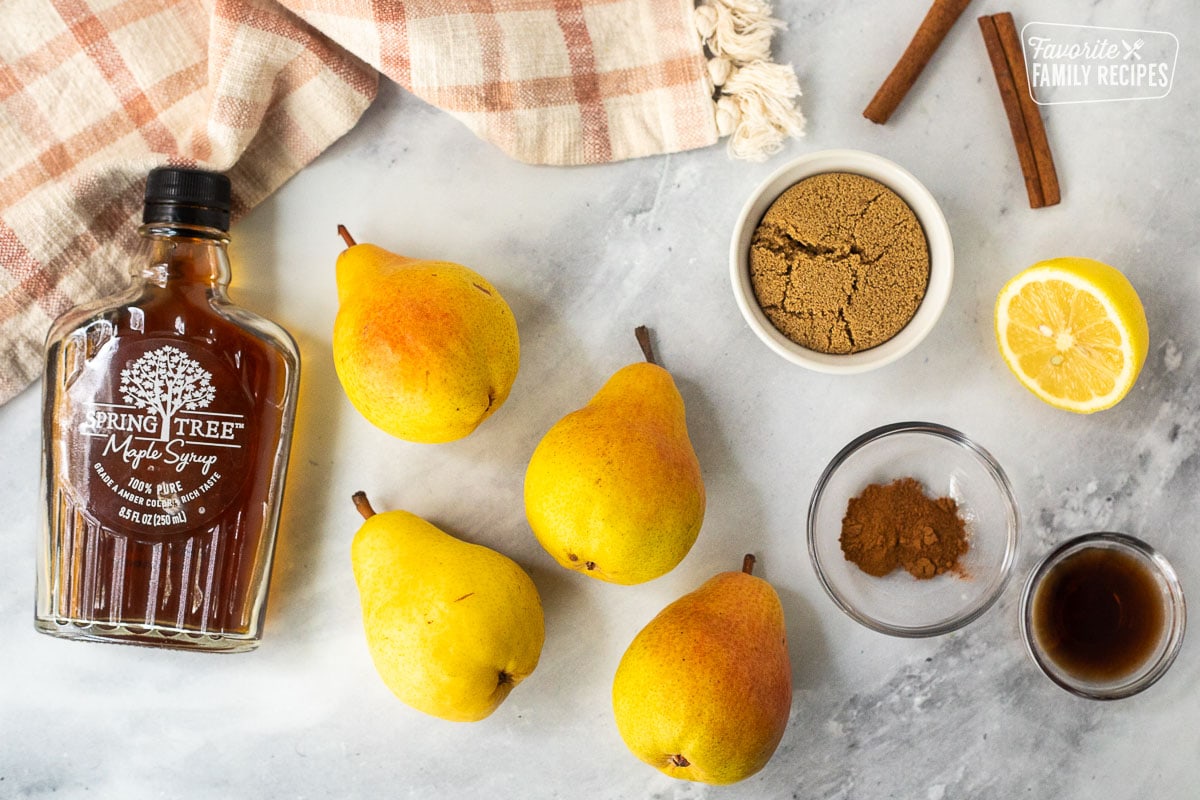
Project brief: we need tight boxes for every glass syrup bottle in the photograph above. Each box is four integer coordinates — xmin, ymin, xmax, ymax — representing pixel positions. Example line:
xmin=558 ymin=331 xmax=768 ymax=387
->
xmin=36 ymin=167 xmax=300 ymax=652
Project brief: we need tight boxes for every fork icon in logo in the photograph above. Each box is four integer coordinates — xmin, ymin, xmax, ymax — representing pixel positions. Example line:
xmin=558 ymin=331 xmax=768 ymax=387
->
xmin=1122 ymin=38 xmax=1145 ymax=60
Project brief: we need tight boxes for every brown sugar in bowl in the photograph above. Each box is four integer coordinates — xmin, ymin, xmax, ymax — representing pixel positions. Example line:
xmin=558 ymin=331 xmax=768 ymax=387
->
xmin=749 ymin=172 xmax=929 ymax=354
xmin=730 ymin=150 xmax=953 ymax=373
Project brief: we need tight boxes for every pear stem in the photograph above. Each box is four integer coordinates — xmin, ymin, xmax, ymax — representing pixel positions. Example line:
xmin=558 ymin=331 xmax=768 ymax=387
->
xmin=337 ymin=224 xmax=357 ymax=248
xmin=634 ymin=325 xmax=656 ymax=365
xmin=742 ymin=554 xmax=756 ymax=575
xmin=352 ymin=491 xmax=376 ymax=520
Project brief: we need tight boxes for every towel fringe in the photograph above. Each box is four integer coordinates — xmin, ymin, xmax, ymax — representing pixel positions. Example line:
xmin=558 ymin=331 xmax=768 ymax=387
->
xmin=695 ymin=0 xmax=804 ymax=160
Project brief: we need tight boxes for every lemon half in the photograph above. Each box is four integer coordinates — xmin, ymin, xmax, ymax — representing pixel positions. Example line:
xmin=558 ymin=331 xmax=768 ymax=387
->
xmin=994 ymin=257 xmax=1149 ymax=413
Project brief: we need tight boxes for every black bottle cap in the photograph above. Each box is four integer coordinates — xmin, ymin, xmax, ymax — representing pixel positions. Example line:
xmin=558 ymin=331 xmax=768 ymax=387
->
xmin=142 ymin=167 xmax=232 ymax=231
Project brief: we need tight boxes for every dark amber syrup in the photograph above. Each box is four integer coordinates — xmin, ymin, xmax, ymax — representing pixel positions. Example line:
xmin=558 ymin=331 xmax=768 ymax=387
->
xmin=44 ymin=243 xmax=290 ymax=641
xmin=1032 ymin=547 xmax=1166 ymax=682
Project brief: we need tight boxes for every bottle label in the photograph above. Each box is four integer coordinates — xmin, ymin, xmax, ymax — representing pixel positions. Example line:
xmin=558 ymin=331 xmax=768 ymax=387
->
xmin=67 ymin=339 xmax=253 ymax=537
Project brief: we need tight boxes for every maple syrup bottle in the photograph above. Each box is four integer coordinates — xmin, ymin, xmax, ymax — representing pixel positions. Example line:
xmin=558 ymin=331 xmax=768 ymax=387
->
xmin=36 ymin=167 xmax=300 ymax=652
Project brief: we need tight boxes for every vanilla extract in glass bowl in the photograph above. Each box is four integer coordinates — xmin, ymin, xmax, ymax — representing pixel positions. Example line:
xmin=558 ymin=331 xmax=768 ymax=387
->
xmin=1021 ymin=533 xmax=1185 ymax=700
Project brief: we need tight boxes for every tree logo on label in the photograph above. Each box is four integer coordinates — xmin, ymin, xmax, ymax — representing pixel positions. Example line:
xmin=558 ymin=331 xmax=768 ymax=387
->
xmin=119 ymin=345 xmax=216 ymax=442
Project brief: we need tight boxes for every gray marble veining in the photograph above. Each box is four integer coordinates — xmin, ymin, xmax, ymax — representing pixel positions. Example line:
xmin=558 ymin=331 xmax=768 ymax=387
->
xmin=2 ymin=1 xmax=1198 ymax=797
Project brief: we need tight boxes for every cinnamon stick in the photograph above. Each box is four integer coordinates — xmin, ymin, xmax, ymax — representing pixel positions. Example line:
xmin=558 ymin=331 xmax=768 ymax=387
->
xmin=863 ymin=0 xmax=975 ymax=124
xmin=992 ymin=12 xmax=1060 ymax=206
xmin=979 ymin=14 xmax=1043 ymax=208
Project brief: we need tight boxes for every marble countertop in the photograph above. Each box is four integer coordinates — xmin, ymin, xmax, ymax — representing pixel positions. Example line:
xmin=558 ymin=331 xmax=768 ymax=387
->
xmin=3 ymin=1 xmax=1198 ymax=797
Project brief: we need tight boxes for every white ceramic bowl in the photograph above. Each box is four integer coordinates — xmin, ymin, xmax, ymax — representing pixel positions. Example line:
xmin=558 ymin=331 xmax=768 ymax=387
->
xmin=730 ymin=149 xmax=954 ymax=373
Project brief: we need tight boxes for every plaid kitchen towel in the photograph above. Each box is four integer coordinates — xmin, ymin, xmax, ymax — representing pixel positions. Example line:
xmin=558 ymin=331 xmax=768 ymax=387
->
xmin=0 ymin=0 xmax=802 ymax=405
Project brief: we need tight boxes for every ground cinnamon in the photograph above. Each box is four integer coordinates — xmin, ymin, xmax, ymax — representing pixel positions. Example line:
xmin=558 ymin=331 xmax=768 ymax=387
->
xmin=840 ymin=478 xmax=969 ymax=580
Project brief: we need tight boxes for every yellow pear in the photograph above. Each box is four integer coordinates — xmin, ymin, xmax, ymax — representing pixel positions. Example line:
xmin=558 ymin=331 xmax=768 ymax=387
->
xmin=332 ymin=226 xmax=519 ymax=443
xmin=524 ymin=327 xmax=705 ymax=584
xmin=350 ymin=492 xmax=544 ymax=722
xmin=612 ymin=555 xmax=792 ymax=785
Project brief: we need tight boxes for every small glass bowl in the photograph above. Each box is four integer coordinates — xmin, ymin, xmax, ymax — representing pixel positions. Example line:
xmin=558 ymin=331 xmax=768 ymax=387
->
xmin=807 ymin=421 xmax=1019 ymax=636
xmin=1020 ymin=532 xmax=1186 ymax=700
